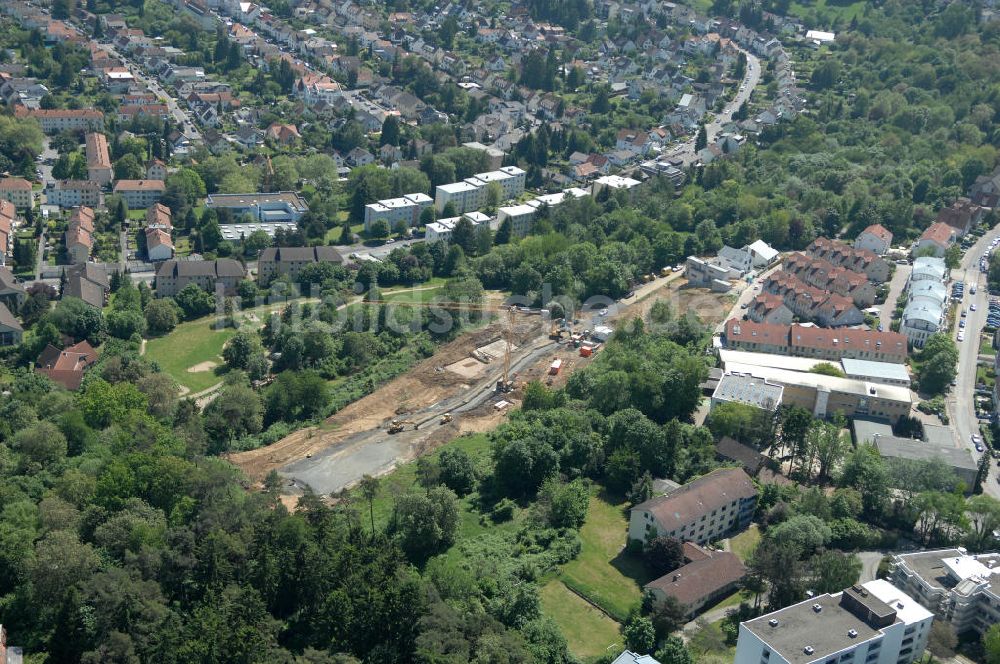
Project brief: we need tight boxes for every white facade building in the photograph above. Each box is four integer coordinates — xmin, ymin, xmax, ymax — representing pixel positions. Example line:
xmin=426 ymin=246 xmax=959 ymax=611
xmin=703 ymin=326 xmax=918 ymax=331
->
xmin=901 ymin=256 xmax=948 ymax=348
xmin=497 ymin=204 xmax=536 ymax=237
xmin=363 ymin=192 xmax=433 ymax=232
xmin=433 ymin=166 xmax=526 ymax=213
xmin=735 ymin=581 xmax=932 ymax=664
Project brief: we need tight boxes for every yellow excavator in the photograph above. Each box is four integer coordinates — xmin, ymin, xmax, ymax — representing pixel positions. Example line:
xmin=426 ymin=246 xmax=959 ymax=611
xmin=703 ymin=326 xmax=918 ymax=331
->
xmin=388 ymin=419 xmax=416 ymax=434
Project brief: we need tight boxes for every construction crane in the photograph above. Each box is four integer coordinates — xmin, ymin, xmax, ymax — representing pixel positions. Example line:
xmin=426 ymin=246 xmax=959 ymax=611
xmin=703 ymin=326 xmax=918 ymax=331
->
xmin=357 ymin=299 xmax=527 ymax=394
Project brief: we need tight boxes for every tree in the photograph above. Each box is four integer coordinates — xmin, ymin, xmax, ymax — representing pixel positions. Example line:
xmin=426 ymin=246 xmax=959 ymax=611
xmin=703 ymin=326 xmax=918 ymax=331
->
xmin=437 ymin=448 xmax=476 ymax=496
xmin=928 ymin=621 xmax=958 ymax=659
xmin=13 ymin=420 xmax=67 ymax=467
xmin=984 ymin=623 xmax=1000 ymax=664
xmin=114 ymin=153 xmax=145 ymax=180
xmin=450 ymin=217 xmax=476 ymax=255
xmin=388 ymin=486 xmax=459 ymax=562
xmin=967 ymin=495 xmax=1000 ymax=552
xmin=144 ymin=299 xmax=179 ymax=336
xmin=537 ymin=479 xmax=588 ymax=529
xmin=695 ymin=124 xmax=708 ymax=151
xmin=623 ymin=615 xmax=656 ymax=654
xmin=768 ymin=514 xmax=832 ymax=557
xmin=369 ymin=218 xmax=390 ymax=239
xmin=223 ymin=331 xmax=263 ymax=371
xmin=649 ymin=597 xmax=687 ymax=641
xmin=655 ymin=637 xmax=692 ymax=664
xmin=106 ymin=309 xmax=146 ymax=340
xmin=380 ymin=115 xmax=400 ymax=147
xmin=810 ymin=550 xmax=861 ymax=594
xmin=173 ymin=284 xmax=215 ymax=320
xmin=202 ymin=383 xmax=263 ymax=452
xmin=918 ymin=333 xmax=959 ymax=395
xmin=359 ymin=474 xmax=380 ymax=535
xmin=495 ymin=217 xmax=513 ymax=245
xmin=644 ymin=536 xmax=684 ymax=576
xmin=839 ymin=444 xmax=890 ymax=518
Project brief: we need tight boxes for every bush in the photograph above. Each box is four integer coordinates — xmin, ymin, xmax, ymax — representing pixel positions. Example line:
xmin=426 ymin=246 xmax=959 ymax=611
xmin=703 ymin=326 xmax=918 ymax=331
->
xmin=491 ymin=498 xmax=516 ymax=522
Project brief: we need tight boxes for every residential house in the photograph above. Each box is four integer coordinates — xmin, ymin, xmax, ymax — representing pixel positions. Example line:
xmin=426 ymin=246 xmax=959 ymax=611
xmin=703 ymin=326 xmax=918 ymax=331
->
xmin=363 ymin=193 xmax=433 ymax=232
xmin=85 ymin=132 xmax=113 ymax=186
xmin=63 ymin=263 xmax=109 ymax=309
xmin=64 ymin=206 xmax=94 ymax=264
xmin=0 ymin=302 xmax=22 ymax=346
xmin=14 ymin=107 xmax=103 ymax=132
xmin=35 ymin=340 xmax=98 ymax=390
xmin=807 ymin=237 xmax=890 ymax=284
xmin=914 ymin=222 xmax=955 ymax=258
xmin=733 ymin=581 xmax=932 ymax=664
xmin=154 ymin=258 xmax=246 ymax=297
xmin=854 ymin=224 xmax=893 ymax=256
xmin=46 ymin=180 xmax=102 ymax=208
xmin=747 ymin=292 xmax=794 ymax=325
xmin=0 ymin=200 xmax=15 ymax=264
xmin=0 ymin=266 xmax=26 ymax=311
xmin=346 ymin=147 xmax=374 ymax=167
xmin=146 ymin=159 xmax=168 ymax=181
xmin=936 ymin=197 xmax=985 ymax=237
xmin=782 ymin=252 xmax=876 ymax=307
xmin=113 ymin=180 xmax=165 ymax=208
xmin=265 ymin=122 xmax=301 ymax=145
xmin=971 ymin=166 xmax=1000 ymax=208
xmin=257 ymin=246 xmax=343 ymax=284
xmin=628 ymin=468 xmax=758 ymax=546
xmin=0 ymin=178 xmax=32 ymax=209
xmin=145 ymin=228 xmax=174 ymax=261
xmin=723 ymin=319 xmax=909 ymax=364
xmin=644 ymin=544 xmax=746 ymax=620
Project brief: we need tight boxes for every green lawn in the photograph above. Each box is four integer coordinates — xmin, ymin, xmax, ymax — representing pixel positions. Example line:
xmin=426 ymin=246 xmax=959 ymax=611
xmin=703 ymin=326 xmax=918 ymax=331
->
xmin=729 ymin=524 xmax=761 ymax=563
xmin=145 ymin=317 xmax=235 ymax=393
xmin=540 ymin=581 xmax=622 ymax=662
xmin=981 ymin=335 xmax=996 ymax=356
xmin=558 ymin=494 xmax=651 ymax=622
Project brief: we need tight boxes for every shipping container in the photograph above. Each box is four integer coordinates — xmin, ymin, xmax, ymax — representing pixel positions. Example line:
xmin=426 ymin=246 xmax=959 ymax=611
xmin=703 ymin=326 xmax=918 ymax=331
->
xmin=549 ymin=359 xmax=562 ymax=375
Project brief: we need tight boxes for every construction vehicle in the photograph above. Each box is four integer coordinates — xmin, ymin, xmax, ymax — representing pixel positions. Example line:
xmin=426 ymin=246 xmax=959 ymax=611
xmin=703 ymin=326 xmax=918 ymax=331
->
xmin=388 ymin=419 xmax=416 ymax=434
xmin=440 ymin=413 xmax=452 ymax=425
xmin=549 ymin=325 xmax=565 ymax=341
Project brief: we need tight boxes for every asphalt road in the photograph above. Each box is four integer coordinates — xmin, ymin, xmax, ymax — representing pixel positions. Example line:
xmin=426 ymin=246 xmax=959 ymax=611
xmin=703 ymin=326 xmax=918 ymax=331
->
xmin=879 ymin=263 xmax=910 ymax=324
xmin=947 ymin=226 xmax=1000 ymax=499
xmin=102 ymin=43 xmax=202 ymax=142
xmin=661 ymin=46 xmax=762 ymax=167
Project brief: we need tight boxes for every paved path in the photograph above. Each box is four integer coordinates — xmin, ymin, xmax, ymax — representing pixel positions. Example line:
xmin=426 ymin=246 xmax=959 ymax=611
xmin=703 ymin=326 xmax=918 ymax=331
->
xmin=33 ymin=231 xmax=45 ymax=281
xmin=878 ymin=264 xmax=910 ymax=324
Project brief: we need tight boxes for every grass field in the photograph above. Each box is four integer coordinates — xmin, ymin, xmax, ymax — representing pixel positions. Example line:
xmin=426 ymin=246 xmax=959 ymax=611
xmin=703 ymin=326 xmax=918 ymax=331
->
xmin=789 ymin=0 xmax=866 ymax=20
xmin=981 ymin=335 xmax=996 ymax=356
xmin=559 ymin=494 xmax=650 ymax=622
xmin=540 ymin=581 xmax=621 ymax=661
xmin=145 ymin=317 xmax=235 ymax=393
xmin=729 ymin=524 xmax=761 ymax=563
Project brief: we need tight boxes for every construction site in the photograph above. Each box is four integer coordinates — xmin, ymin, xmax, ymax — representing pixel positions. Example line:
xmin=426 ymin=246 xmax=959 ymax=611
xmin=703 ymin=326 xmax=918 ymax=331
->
xmin=227 ymin=271 xmax=733 ymax=498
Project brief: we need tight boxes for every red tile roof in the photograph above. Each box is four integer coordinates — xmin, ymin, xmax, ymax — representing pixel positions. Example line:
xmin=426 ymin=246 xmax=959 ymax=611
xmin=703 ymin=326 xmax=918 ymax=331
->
xmin=919 ymin=222 xmax=955 ymax=247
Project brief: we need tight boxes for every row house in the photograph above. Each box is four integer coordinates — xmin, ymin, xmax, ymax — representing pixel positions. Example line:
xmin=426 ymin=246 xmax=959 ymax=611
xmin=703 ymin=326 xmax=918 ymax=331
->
xmin=723 ymin=318 xmax=909 ymax=364
xmin=854 ymin=223 xmax=893 ymax=256
xmin=0 ymin=178 xmax=33 ymax=209
xmin=782 ymin=252 xmax=876 ymax=307
xmin=65 ymin=206 xmax=94 ymax=264
xmin=0 ymin=201 xmax=15 ymax=265
xmin=113 ymin=180 xmax=165 ymax=208
xmin=761 ymin=271 xmax=863 ymax=328
xmin=117 ymin=104 xmax=171 ymax=123
xmin=46 ymin=180 xmax=102 ymax=208
xmin=807 ymin=237 xmax=890 ymax=283
xmin=85 ymin=132 xmax=113 ymax=186
xmin=936 ymin=197 xmax=986 ymax=237
xmin=14 ymin=107 xmax=104 ymax=133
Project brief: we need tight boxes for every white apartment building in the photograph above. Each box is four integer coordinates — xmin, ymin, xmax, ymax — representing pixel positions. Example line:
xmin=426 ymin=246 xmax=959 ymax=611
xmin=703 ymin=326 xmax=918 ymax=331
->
xmin=890 ymin=548 xmax=1000 ymax=636
xmin=434 ymin=166 xmax=526 ymax=213
xmin=497 ymin=204 xmax=536 ymax=237
xmin=628 ymin=468 xmax=757 ymax=546
xmin=363 ymin=192 xmax=433 ymax=232
xmin=735 ymin=581 xmax=933 ymax=664
xmin=425 ymin=212 xmax=495 ymax=243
